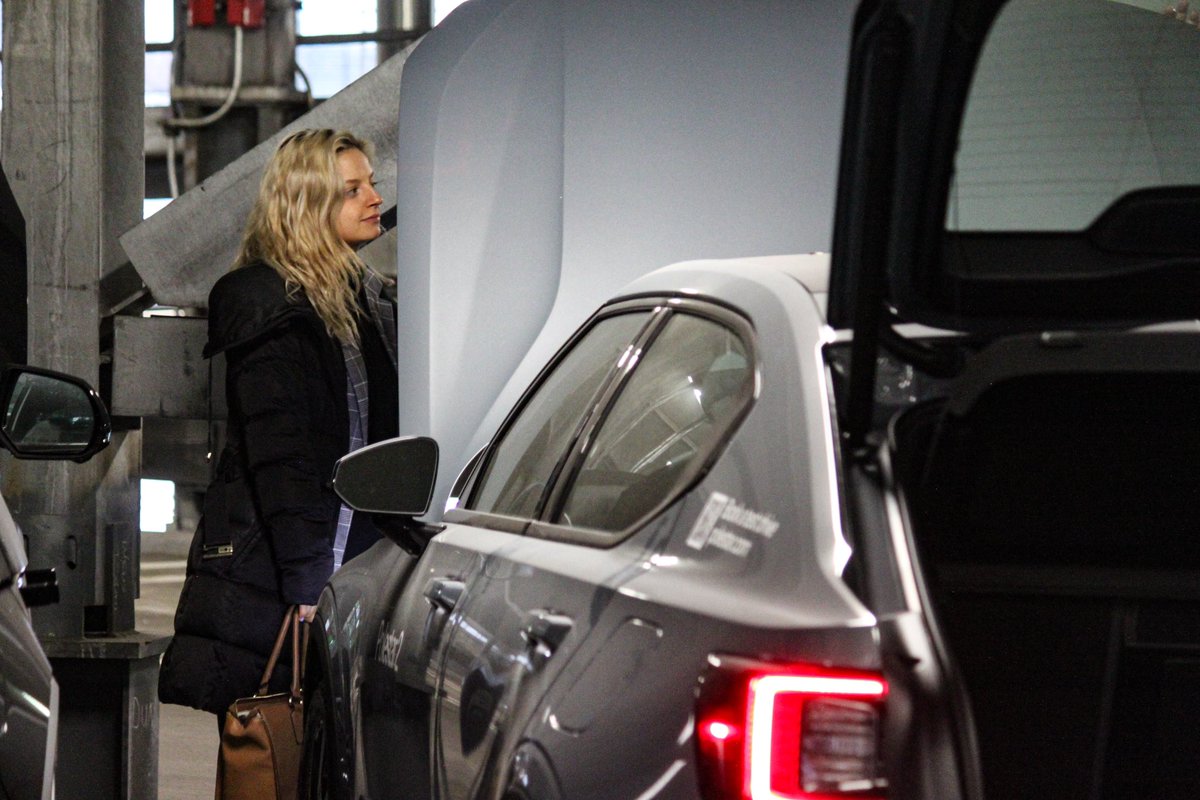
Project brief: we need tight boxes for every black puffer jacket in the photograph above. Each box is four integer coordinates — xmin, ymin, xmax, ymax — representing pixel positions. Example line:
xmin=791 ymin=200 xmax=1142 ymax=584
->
xmin=159 ymin=263 xmax=355 ymax=714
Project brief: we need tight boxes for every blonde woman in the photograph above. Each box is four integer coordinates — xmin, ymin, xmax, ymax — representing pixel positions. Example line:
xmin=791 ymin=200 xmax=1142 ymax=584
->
xmin=158 ymin=129 xmax=397 ymax=719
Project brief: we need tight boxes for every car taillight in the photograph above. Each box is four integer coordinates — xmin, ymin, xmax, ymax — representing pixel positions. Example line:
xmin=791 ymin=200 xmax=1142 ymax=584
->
xmin=695 ymin=654 xmax=888 ymax=800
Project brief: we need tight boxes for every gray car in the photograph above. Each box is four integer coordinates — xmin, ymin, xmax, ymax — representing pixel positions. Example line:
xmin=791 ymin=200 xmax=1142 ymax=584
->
xmin=304 ymin=1 xmax=1200 ymax=798
xmin=0 ymin=365 xmax=111 ymax=800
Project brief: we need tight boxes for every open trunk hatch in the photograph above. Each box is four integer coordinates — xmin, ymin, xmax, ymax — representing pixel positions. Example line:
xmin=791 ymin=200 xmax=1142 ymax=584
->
xmin=829 ymin=0 xmax=1200 ymax=336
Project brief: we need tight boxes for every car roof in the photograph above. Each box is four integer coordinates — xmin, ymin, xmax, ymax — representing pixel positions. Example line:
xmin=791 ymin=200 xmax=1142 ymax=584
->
xmin=616 ymin=252 xmax=831 ymax=319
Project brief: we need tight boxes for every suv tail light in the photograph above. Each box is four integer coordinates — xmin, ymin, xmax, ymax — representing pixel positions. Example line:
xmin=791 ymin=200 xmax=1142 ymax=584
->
xmin=695 ymin=654 xmax=888 ymax=800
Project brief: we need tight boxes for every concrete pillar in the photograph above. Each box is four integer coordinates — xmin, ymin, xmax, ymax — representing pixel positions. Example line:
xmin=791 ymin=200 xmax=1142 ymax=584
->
xmin=1 ymin=2 xmax=167 ymax=798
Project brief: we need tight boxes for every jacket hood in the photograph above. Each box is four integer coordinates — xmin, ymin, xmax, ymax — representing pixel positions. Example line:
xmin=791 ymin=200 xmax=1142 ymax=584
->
xmin=204 ymin=263 xmax=318 ymax=358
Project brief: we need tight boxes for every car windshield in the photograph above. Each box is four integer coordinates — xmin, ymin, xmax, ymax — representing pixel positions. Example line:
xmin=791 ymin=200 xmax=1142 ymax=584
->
xmin=948 ymin=0 xmax=1200 ymax=237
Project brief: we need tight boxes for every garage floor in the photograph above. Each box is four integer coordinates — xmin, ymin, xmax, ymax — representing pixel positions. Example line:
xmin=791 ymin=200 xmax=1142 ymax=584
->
xmin=137 ymin=530 xmax=215 ymax=800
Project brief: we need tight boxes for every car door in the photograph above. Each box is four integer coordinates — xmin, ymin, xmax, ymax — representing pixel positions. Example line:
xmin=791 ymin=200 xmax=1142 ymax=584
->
xmin=435 ymin=301 xmax=757 ymax=799
xmin=362 ymin=306 xmax=654 ymax=799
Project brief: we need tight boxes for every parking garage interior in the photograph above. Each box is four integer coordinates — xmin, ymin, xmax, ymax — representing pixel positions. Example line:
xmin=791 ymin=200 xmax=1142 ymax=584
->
xmin=3 ymin=1 xmax=1199 ymax=799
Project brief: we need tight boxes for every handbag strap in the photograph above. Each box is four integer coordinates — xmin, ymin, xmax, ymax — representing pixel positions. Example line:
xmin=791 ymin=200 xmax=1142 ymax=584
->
xmin=257 ymin=606 xmax=300 ymax=696
xmin=290 ymin=612 xmax=310 ymax=700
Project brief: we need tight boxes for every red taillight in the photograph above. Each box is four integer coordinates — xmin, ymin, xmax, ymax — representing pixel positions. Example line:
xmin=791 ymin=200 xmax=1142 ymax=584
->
xmin=695 ymin=655 xmax=888 ymax=800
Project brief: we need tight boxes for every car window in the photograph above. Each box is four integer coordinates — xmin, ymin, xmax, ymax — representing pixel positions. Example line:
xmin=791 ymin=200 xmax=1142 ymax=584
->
xmin=469 ymin=312 xmax=651 ymax=519
xmin=949 ymin=0 xmax=1200 ymax=235
xmin=556 ymin=312 xmax=753 ymax=534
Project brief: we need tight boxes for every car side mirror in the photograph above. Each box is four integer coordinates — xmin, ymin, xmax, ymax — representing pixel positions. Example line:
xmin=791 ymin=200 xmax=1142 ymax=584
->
xmin=332 ymin=436 xmax=440 ymax=556
xmin=332 ymin=435 xmax=438 ymax=515
xmin=0 ymin=366 xmax=112 ymax=462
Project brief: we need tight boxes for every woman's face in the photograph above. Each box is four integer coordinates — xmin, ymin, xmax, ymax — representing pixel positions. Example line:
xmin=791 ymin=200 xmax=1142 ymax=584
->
xmin=335 ymin=148 xmax=383 ymax=246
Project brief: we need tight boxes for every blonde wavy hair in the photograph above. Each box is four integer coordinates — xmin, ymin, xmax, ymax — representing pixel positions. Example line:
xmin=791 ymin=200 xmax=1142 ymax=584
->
xmin=235 ymin=128 xmax=375 ymax=345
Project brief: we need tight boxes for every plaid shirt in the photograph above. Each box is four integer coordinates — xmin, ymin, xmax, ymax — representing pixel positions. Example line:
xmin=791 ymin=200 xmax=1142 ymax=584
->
xmin=332 ymin=269 xmax=398 ymax=570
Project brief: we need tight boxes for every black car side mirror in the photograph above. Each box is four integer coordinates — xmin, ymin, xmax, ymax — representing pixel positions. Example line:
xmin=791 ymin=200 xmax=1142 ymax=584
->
xmin=331 ymin=436 xmax=441 ymax=555
xmin=0 ymin=365 xmax=112 ymax=462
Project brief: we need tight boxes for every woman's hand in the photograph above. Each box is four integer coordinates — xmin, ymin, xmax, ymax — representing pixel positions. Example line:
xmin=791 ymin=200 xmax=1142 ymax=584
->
xmin=299 ymin=604 xmax=317 ymax=623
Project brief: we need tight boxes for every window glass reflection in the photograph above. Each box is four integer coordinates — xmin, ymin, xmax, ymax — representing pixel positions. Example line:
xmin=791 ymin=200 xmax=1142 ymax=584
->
xmin=559 ymin=313 xmax=752 ymax=533
xmin=470 ymin=313 xmax=650 ymax=519
xmin=3 ymin=373 xmax=94 ymax=452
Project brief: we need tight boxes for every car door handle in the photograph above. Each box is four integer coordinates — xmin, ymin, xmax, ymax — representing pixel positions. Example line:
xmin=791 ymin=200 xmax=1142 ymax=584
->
xmin=521 ymin=610 xmax=574 ymax=656
xmin=424 ymin=578 xmax=465 ymax=612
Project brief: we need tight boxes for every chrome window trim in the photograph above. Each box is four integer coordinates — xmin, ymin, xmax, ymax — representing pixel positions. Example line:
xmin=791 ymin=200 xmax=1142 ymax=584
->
xmin=537 ymin=304 xmax=673 ymax=526
xmin=441 ymin=507 xmax=530 ymax=534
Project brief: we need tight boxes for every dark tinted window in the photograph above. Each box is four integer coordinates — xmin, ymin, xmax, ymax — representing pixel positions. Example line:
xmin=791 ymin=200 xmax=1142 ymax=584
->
xmin=469 ymin=312 xmax=649 ymax=519
xmin=557 ymin=312 xmax=753 ymax=533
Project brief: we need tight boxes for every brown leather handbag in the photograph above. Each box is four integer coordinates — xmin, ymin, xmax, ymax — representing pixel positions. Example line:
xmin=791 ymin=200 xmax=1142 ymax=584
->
xmin=216 ymin=606 xmax=306 ymax=800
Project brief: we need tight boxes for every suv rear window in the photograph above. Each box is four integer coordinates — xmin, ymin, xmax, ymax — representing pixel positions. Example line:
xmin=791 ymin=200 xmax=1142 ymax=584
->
xmin=950 ymin=0 xmax=1200 ymax=235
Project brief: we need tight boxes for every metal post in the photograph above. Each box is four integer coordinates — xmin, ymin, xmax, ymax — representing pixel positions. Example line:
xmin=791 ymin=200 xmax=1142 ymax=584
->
xmin=1 ymin=2 xmax=168 ymax=798
xmin=378 ymin=0 xmax=432 ymax=61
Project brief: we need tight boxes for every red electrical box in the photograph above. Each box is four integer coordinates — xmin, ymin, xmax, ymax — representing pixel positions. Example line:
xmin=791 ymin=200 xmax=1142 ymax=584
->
xmin=187 ymin=0 xmax=217 ymax=27
xmin=227 ymin=0 xmax=266 ymax=28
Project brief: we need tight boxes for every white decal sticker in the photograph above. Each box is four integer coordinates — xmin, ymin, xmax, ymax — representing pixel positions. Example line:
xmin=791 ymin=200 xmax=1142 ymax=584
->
xmin=708 ymin=526 xmax=753 ymax=557
xmin=719 ymin=498 xmax=780 ymax=538
xmin=687 ymin=492 xmax=730 ymax=549
xmin=686 ymin=491 xmax=780 ymax=558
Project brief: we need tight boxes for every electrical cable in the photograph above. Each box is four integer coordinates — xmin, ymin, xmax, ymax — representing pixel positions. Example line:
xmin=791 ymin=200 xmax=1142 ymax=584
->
xmin=294 ymin=61 xmax=315 ymax=108
xmin=166 ymin=133 xmax=180 ymax=198
xmin=163 ymin=23 xmax=245 ymax=129
xmin=161 ymin=24 xmax=246 ymax=198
